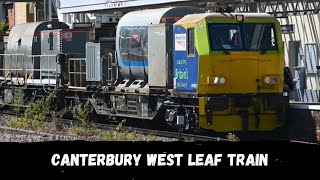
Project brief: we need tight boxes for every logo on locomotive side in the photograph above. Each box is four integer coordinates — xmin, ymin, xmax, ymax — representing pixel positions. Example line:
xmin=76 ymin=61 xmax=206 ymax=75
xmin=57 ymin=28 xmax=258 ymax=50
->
xmin=175 ymin=34 xmax=186 ymax=51
xmin=132 ymin=34 xmax=141 ymax=42
xmin=63 ymin=32 xmax=72 ymax=41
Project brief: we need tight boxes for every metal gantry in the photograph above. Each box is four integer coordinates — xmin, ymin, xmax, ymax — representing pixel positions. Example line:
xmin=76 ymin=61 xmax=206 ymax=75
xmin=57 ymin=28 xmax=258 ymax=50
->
xmin=233 ymin=0 xmax=320 ymax=16
xmin=56 ymin=0 xmax=320 ymax=24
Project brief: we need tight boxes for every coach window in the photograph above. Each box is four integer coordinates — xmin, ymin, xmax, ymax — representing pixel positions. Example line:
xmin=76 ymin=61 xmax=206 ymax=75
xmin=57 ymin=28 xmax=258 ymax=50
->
xmin=17 ymin=38 xmax=21 ymax=47
xmin=187 ymin=28 xmax=195 ymax=57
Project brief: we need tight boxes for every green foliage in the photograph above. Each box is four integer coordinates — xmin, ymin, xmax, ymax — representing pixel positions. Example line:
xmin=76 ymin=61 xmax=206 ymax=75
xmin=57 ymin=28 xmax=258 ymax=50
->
xmin=100 ymin=131 xmax=138 ymax=141
xmin=146 ymin=134 xmax=158 ymax=142
xmin=73 ymin=103 xmax=90 ymax=127
xmin=12 ymin=90 xmax=23 ymax=114
xmin=70 ymin=125 xmax=101 ymax=137
xmin=115 ymin=119 xmax=126 ymax=132
xmin=50 ymin=107 xmax=68 ymax=120
xmin=24 ymin=92 xmax=56 ymax=122
xmin=6 ymin=116 xmax=57 ymax=133
xmin=100 ymin=119 xmax=142 ymax=141
xmin=69 ymin=118 xmax=158 ymax=141
xmin=6 ymin=91 xmax=57 ymax=133
xmin=6 ymin=91 xmax=160 ymax=141
xmin=98 ymin=120 xmax=159 ymax=141
xmin=70 ymin=102 xmax=98 ymax=137
xmin=0 ymin=19 xmax=8 ymax=32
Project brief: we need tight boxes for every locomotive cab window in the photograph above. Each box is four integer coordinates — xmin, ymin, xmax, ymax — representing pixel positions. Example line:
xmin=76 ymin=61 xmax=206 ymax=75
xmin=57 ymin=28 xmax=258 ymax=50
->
xmin=209 ymin=25 xmax=242 ymax=50
xmin=187 ymin=28 xmax=195 ymax=57
xmin=244 ymin=24 xmax=277 ymax=51
xmin=208 ymin=23 xmax=278 ymax=52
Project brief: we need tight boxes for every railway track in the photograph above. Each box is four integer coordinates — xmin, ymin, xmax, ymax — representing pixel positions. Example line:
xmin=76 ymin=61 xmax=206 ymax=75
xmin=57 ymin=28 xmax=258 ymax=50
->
xmin=0 ymin=125 xmax=77 ymax=141
xmin=5 ymin=100 xmax=319 ymax=142
xmin=60 ymin=118 xmax=231 ymax=141
xmin=2 ymin=100 xmax=320 ymax=142
xmin=289 ymin=102 xmax=320 ymax=110
xmin=0 ymin=110 xmax=230 ymax=141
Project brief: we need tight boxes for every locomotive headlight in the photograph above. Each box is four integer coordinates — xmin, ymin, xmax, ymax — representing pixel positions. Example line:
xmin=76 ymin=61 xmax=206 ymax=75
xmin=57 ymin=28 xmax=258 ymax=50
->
xmin=208 ymin=76 xmax=226 ymax=85
xmin=271 ymin=76 xmax=278 ymax=84
xmin=264 ymin=77 xmax=271 ymax=84
xmin=236 ymin=15 xmax=244 ymax=22
xmin=213 ymin=77 xmax=219 ymax=84
xmin=264 ymin=76 xmax=279 ymax=84
xmin=219 ymin=77 xmax=226 ymax=84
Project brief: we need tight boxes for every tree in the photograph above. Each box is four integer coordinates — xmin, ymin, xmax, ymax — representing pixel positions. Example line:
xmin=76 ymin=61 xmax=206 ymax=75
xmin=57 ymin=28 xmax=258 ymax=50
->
xmin=0 ymin=19 xmax=8 ymax=33
xmin=0 ymin=20 xmax=8 ymax=53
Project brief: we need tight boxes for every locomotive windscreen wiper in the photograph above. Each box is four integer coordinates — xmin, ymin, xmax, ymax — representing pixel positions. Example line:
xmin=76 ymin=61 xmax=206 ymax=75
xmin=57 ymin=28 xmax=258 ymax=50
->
xmin=223 ymin=49 xmax=230 ymax=55
xmin=221 ymin=45 xmax=231 ymax=55
xmin=260 ymin=49 xmax=267 ymax=55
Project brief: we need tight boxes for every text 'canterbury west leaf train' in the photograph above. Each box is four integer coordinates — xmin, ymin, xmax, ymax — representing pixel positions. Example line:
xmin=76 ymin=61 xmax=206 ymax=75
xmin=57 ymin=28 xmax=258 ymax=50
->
xmin=0 ymin=6 xmax=293 ymax=138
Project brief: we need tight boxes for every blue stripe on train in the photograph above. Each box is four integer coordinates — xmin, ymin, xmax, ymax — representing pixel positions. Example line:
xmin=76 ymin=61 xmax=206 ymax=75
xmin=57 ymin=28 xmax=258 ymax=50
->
xmin=119 ymin=58 xmax=148 ymax=67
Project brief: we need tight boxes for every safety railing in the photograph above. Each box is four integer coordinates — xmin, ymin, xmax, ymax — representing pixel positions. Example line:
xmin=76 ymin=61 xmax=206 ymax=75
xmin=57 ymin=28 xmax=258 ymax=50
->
xmin=0 ymin=54 xmax=25 ymax=85
xmin=26 ymin=54 xmax=59 ymax=88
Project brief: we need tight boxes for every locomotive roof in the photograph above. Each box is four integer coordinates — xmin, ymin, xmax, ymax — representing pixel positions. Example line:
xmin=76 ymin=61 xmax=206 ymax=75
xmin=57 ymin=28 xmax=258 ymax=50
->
xmin=117 ymin=6 xmax=203 ymax=27
xmin=6 ymin=21 xmax=69 ymax=55
xmin=174 ymin=12 xmax=274 ymax=25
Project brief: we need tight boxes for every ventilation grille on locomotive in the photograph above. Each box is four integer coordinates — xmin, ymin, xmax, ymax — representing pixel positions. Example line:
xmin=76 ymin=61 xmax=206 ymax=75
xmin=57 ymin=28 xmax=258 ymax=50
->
xmin=86 ymin=43 xmax=101 ymax=82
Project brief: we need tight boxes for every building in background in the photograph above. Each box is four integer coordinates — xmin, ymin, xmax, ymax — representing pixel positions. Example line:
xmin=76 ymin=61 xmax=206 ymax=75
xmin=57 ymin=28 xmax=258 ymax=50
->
xmin=14 ymin=2 xmax=53 ymax=25
xmin=5 ymin=3 xmax=14 ymax=29
xmin=0 ymin=1 xmax=59 ymax=28
xmin=0 ymin=2 xmax=13 ymax=29
xmin=0 ymin=2 xmax=4 ymax=21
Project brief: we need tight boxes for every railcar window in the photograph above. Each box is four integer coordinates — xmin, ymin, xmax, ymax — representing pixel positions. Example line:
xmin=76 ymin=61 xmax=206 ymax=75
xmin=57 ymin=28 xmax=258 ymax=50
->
xmin=119 ymin=26 xmax=148 ymax=62
xmin=187 ymin=28 xmax=195 ymax=56
xmin=49 ymin=32 xmax=53 ymax=51
xmin=208 ymin=23 xmax=277 ymax=51
xmin=18 ymin=39 xmax=21 ymax=47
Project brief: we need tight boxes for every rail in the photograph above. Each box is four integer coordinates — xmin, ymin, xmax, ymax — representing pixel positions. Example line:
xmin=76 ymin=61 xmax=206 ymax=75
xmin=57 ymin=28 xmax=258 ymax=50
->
xmin=0 ymin=109 xmax=229 ymax=142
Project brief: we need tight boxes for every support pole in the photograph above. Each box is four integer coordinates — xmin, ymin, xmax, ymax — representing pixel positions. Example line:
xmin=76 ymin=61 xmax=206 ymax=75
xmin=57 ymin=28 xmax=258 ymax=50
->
xmin=43 ymin=0 xmax=47 ymax=21
xmin=34 ymin=2 xmax=37 ymax=22
xmin=48 ymin=0 xmax=52 ymax=21
xmin=13 ymin=3 xmax=16 ymax=26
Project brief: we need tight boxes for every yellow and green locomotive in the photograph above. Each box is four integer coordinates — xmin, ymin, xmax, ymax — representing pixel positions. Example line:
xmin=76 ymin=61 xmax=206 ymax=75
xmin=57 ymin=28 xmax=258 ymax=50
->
xmin=172 ymin=13 xmax=287 ymax=132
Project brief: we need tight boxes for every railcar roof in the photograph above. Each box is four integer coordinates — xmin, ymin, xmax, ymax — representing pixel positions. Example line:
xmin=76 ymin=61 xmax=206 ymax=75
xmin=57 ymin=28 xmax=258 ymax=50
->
xmin=174 ymin=13 xmax=274 ymax=25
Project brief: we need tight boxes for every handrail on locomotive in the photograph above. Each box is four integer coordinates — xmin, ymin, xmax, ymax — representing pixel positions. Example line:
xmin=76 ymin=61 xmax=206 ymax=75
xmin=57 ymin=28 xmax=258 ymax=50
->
xmin=0 ymin=54 xmax=60 ymax=88
xmin=107 ymin=52 xmax=113 ymax=86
